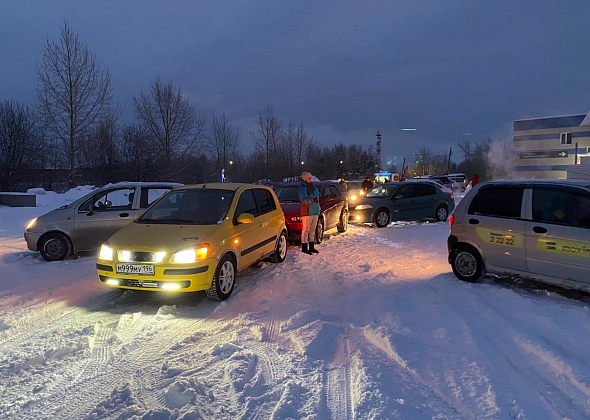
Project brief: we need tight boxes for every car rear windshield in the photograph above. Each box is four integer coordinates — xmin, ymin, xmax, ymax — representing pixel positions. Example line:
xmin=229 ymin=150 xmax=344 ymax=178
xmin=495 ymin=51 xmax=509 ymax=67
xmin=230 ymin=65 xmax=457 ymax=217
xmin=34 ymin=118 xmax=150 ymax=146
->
xmin=138 ymin=189 xmax=234 ymax=225
xmin=275 ymin=187 xmax=300 ymax=202
xmin=468 ymin=187 xmax=523 ymax=218
xmin=366 ymin=184 xmax=398 ymax=198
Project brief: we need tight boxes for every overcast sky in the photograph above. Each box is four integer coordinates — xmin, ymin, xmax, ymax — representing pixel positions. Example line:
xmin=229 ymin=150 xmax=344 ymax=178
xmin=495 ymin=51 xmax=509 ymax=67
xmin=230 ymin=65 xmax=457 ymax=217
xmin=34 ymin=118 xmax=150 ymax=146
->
xmin=1 ymin=0 xmax=589 ymax=164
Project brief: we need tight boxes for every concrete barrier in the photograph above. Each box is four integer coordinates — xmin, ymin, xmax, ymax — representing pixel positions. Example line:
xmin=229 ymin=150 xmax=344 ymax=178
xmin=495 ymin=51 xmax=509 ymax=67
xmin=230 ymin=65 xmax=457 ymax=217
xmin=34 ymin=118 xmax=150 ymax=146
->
xmin=0 ymin=193 xmax=36 ymax=207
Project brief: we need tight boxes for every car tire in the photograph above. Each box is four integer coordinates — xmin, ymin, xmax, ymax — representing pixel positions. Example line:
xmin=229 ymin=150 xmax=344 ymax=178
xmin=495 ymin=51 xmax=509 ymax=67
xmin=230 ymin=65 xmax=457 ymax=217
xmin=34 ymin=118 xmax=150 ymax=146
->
xmin=374 ymin=209 xmax=390 ymax=228
xmin=435 ymin=205 xmax=449 ymax=222
xmin=315 ymin=217 xmax=324 ymax=244
xmin=206 ymin=254 xmax=237 ymax=301
xmin=270 ymin=231 xmax=287 ymax=263
xmin=451 ymin=245 xmax=484 ymax=282
xmin=337 ymin=210 xmax=349 ymax=232
xmin=39 ymin=233 xmax=71 ymax=261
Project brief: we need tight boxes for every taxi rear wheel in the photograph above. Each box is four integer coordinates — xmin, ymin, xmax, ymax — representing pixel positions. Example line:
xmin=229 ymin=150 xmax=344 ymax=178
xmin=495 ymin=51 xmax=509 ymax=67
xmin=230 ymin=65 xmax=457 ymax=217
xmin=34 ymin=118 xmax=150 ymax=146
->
xmin=270 ymin=231 xmax=287 ymax=263
xmin=206 ymin=255 xmax=236 ymax=301
xmin=451 ymin=245 xmax=484 ymax=282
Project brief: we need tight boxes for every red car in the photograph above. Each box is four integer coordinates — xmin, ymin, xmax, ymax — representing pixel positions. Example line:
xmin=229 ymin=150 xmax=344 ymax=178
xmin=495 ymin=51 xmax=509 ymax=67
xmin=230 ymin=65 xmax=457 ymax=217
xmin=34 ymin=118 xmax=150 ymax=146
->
xmin=275 ymin=182 xmax=349 ymax=243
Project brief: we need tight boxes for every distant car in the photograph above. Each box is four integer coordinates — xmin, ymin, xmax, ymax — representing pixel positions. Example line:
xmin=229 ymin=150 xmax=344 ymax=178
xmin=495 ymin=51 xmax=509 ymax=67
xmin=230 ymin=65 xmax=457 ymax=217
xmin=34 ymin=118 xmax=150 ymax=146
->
xmin=347 ymin=180 xmax=367 ymax=203
xmin=97 ymin=184 xmax=287 ymax=300
xmin=405 ymin=179 xmax=454 ymax=199
xmin=24 ymin=182 xmax=182 ymax=261
xmin=429 ymin=176 xmax=456 ymax=190
xmin=448 ymin=180 xmax=590 ymax=292
xmin=275 ymin=181 xmax=349 ymax=243
xmin=350 ymin=181 xmax=455 ymax=227
xmin=447 ymin=173 xmax=467 ymax=191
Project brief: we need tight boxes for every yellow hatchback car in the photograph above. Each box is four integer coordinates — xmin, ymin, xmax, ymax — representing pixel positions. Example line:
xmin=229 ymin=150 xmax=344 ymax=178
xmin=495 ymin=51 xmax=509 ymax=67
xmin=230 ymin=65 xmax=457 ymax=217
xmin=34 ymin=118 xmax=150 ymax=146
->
xmin=96 ymin=184 xmax=287 ymax=300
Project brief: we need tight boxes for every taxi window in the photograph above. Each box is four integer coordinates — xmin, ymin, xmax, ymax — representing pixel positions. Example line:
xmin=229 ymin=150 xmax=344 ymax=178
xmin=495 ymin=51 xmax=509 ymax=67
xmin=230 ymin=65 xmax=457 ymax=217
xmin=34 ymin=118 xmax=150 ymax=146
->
xmin=234 ymin=190 xmax=259 ymax=220
xmin=253 ymin=188 xmax=277 ymax=215
xmin=469 ymin=187 xmax=523 ymax=219
xmin=533 ymin=187 xmax=590 ymax=229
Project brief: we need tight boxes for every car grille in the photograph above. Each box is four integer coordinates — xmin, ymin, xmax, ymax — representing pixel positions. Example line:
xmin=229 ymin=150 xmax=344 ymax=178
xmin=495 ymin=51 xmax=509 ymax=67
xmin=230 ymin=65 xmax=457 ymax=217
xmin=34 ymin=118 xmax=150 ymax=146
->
xmin=118 ymin=251 xmax=160 ymax=263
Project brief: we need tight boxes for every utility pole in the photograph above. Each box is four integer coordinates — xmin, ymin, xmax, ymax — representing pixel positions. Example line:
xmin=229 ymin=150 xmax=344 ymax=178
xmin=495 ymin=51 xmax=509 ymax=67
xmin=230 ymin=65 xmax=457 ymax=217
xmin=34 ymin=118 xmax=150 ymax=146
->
xmin=447 ymin=147 xmax=453 ymax=174
xmin=375 ymin=130 xmax=382 ymax=171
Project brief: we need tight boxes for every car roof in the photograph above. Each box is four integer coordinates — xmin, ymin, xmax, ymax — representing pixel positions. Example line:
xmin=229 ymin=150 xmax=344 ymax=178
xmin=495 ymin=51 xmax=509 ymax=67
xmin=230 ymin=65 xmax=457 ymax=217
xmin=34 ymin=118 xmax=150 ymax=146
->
xmin=178 ymin=183 xmax=262 ymax=191
xmin=277 ymin=181 xmax=336 ymax=187
xmin=481 ymin=179 xmax=590 ymax=188
xmin=102 ymin=181 xmax=183 ymax=189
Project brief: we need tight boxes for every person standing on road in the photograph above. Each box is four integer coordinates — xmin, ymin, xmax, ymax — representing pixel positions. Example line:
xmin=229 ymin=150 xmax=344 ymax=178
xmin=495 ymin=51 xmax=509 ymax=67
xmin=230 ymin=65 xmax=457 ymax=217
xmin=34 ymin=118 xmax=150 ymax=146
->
xmin=299 ymin=172 xmax=320 ymax=255
xmin=339 ymin=178 xmax=348 ymax=190
xmin=361 ymin=177 xmax=374 ymax=192
xmin=471 ymin=174 xmax=480 ymax=187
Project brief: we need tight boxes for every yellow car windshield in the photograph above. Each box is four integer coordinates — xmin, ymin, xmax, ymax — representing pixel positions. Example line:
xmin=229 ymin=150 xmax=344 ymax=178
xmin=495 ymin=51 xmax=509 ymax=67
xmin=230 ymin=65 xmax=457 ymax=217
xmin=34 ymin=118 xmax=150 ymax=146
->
xmin=138 ymin=189 xmax=235 ymax=225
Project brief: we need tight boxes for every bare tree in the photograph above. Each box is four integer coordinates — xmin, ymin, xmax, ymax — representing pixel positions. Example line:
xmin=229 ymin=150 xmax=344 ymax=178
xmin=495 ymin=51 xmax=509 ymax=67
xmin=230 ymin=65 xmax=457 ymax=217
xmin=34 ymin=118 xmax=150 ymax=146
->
xmin=120 ymin=124 xmax=160 ymax=182
xmin=80 ymin=108 xmax=120 ymax=184
xmin=36 ymin=21 xmax=112 ymax=187
xmin=0 ymin=101 xmax=44 ymax=191
xmin=251 ymin=105 xmax=282 ymax=180
xmin=206 ymin=112 xmax=239 ymax=179
xmin=133 ymin=77 xmax=205 ymax=168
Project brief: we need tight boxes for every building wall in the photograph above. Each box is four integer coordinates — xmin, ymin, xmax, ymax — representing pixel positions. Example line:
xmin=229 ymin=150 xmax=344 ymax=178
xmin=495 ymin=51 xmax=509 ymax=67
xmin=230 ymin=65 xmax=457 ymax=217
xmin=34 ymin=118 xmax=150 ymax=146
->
xmin=513 ymin=114 xmax=590 ymax=179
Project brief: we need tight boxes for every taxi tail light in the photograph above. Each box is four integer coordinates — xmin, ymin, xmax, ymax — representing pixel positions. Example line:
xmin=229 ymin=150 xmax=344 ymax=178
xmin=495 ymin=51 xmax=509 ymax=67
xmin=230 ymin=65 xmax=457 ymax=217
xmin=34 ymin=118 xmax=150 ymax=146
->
xmin=449 ymin=214 xmax=455 ymax=226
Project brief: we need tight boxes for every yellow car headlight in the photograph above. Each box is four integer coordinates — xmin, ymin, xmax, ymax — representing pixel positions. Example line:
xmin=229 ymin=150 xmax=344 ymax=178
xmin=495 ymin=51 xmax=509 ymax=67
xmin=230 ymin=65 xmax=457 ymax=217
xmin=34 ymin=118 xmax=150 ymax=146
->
xmin=171 ymin=246 xmax=209 ymax=264
xmin=26 ymin=218 xmax=38 ymax=230
xmin=99 ymin=244 xmax=113 ymax=261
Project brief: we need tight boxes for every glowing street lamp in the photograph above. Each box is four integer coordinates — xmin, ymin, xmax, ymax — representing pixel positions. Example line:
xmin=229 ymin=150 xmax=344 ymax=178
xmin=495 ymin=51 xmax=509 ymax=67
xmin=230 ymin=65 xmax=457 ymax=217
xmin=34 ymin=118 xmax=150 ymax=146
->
xmin=301 ymin=161 xmax=305 ymax=165
xmin=229 ymin=160 xmax=233 ymax=165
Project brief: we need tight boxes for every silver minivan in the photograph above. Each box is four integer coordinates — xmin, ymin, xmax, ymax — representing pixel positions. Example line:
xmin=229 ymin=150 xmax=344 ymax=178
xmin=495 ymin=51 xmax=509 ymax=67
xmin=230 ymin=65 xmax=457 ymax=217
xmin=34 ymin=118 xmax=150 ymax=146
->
xmin=25 ymin=182 xmax=181 ymax=261
xmin=448 ymin=180 xmax=590 ymax=292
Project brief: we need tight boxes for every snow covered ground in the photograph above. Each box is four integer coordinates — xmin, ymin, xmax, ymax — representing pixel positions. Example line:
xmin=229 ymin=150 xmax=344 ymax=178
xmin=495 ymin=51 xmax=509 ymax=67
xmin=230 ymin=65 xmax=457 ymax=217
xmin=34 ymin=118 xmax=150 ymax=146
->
xmin=2 ymin=192 xmax=590 ymax=419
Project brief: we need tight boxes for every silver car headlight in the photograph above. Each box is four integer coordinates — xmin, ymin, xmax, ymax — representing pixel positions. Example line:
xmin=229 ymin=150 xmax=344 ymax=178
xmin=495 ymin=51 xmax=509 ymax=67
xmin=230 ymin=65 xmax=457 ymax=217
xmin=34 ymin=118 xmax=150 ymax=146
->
xmin=26 ymin=218 xmax=38 ymax=230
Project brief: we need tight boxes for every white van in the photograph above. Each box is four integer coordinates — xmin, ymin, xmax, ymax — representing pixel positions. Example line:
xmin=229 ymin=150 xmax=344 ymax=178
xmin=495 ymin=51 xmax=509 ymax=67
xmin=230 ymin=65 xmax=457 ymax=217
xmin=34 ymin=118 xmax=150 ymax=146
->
xmin=448 ymin=180 xmax=590 ymax=292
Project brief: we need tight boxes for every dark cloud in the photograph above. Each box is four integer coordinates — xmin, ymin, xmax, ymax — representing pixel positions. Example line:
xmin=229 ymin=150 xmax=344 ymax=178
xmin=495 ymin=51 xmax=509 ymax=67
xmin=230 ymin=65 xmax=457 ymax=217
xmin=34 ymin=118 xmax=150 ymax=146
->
xmin=1 ymin=0 xmax=589 ymax=162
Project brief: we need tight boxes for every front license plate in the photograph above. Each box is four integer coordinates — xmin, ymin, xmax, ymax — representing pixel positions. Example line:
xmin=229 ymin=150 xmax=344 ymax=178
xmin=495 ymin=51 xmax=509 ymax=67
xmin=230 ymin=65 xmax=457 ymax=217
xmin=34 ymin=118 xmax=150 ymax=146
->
xmin=116 ymin=264 xmax=155 ymax=276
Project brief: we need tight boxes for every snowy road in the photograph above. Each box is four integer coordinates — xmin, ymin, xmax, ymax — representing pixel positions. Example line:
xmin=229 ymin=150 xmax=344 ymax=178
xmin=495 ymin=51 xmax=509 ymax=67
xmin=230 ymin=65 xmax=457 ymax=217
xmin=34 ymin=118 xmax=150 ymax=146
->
xmin=3 ymin=203 xmax=590 ymax=419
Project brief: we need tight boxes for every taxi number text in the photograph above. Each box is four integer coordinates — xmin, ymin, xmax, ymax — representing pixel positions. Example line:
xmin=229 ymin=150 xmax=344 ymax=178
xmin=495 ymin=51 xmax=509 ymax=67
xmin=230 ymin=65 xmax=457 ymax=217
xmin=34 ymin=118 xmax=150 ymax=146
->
xmin=116 ymin=264 xmax=155 ymax=276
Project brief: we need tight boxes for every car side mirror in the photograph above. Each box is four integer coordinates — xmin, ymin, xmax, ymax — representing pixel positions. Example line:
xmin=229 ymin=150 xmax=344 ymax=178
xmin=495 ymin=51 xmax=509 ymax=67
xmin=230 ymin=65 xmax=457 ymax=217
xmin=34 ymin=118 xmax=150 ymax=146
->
xmin=237 ymin=213 xmax=255 ymax=224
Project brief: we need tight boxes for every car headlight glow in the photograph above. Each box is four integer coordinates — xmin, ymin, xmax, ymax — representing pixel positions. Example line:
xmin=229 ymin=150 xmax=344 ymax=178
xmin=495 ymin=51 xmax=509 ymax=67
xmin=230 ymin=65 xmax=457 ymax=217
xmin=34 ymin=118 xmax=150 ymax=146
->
xmin=106 ymin=279 xmax=119 ymax=286
xmin=360 ymin=190 xmax=365 ymax=196
xmin=26 ymin=218 xmax=38 ymax=230
xmin=99 ymin=244 xmax=113 ymax=261
xmin=355 ymin=204 xmax=373 ymax=211
xmin=162 ymin=283 xmax=181 ymax=291
xmin=171 ymin=246 xmax=209 ymax=264
xmin=350 ymin=195 xmax=357 ymax=201
xmin=118 ymin=250 xmax=132 ymax=262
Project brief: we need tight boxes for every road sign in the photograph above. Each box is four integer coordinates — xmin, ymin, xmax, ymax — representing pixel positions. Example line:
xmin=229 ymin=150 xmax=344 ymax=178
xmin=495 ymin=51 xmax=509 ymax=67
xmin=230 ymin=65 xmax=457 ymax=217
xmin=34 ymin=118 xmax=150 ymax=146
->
xmin=519 ymin=150 xmax=569 ymax=159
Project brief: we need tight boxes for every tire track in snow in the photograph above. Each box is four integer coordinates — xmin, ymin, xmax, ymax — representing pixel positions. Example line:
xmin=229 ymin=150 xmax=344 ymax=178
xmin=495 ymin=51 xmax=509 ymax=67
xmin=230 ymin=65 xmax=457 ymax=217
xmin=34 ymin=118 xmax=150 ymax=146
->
xmin=10 ymin=301 xmax=218 ymax=420
xmin=325 ymin=334 xmax=354 ymax=420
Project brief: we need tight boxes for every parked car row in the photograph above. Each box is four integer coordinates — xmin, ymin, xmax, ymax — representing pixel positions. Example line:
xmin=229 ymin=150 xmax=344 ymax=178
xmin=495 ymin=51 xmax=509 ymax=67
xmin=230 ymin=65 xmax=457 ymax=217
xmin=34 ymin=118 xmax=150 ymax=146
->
xmin=24 ymin=177 xmax=590 ymax=299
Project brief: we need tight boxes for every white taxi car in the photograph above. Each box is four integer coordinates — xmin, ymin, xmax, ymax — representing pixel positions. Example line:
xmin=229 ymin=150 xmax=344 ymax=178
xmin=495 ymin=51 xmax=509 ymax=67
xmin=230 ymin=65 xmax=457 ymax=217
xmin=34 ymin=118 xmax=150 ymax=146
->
xmin=448 ymin=180 xmax=590 ymax=292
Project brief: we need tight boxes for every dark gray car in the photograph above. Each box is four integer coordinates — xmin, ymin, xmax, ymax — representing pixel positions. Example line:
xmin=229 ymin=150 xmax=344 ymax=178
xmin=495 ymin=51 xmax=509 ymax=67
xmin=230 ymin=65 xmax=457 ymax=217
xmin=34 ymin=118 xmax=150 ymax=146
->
xmin=349 ymin=181 xmax=455 ymax=227
xmin=24 ymin=182 xmax=181 ymax=261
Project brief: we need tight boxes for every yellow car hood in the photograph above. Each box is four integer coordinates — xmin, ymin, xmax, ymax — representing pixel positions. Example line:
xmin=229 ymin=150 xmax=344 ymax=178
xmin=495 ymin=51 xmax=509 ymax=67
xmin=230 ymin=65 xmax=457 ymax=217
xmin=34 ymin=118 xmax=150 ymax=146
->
xmin=107 ymin=222 xmax=218 ymax=252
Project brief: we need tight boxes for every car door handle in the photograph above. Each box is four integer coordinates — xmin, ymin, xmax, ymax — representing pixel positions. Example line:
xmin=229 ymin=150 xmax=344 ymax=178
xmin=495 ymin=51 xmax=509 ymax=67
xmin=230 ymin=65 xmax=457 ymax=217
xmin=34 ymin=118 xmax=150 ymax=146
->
xmin=469 ymin=218 xmax=479 ymax=225
xmin=533 ymin=226 xmax=547 ymax=234
xmin=119 ymin=213 xmax=129 ymax=218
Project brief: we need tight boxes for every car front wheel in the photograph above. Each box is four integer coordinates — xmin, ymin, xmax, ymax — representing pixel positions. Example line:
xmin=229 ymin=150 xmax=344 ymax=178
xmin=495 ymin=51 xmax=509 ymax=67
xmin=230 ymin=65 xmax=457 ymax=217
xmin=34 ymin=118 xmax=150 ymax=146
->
xmin=374 ymin=209 xmax=390 ymax=228
xmin=39 ymin=233 xmax=70 ymax=261
xmin=206 ymin=255 xmax=236 ymax=300
xmin=451 ymin=245 xmax=484 ymax=282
